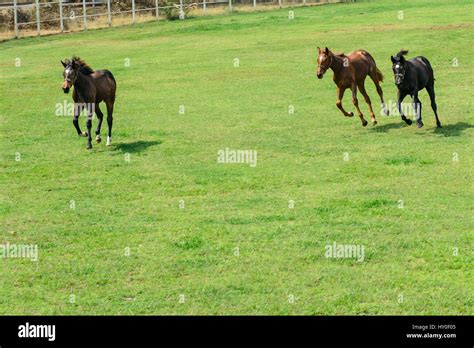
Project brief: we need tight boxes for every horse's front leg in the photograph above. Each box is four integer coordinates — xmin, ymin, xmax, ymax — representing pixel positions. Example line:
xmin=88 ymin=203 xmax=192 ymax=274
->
xmin=94 ymin=103 xmax=104 ymax=143
xmin=85 ymin=103 xmax=93 ymax=149
xmin=413 ymin=92 xmax=423 ymax=128
xmin=397 ymin=90 xmax=412 ymax=125
xmin=336 ymin=86 xmax=353 ymax=117
xmin=351 ymin=84 xmax=368 ymax=127
xmin=73 ymin=103 xmax=88 ymax=137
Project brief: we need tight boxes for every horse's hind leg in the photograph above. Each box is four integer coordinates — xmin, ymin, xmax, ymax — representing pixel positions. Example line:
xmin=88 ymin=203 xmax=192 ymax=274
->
xmin=85 ymin=103 xmax=94 ymax=149
xmin=426 ymin=83 xmax=441 ymax=128
xmin=95 ymin=103 xmax=104 ymax=143
xmin=370 ymin=73 xmax=389 ymax=116
xmin=413 ymin=92 xmax=423 ymax=128
xmin=106 ymin=101 xmax=114 ymax=146
xmin=358 ymin=81 xmax=377 ymax=125
xmin=336 ymin=86 xmax=353 ymax=117
xmin=351 ymin=84 xmax=368 ymax=127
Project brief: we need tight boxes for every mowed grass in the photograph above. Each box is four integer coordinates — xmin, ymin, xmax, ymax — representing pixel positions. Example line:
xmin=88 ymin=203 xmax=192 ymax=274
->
xmin=0 ymin=0 xmax=473 ymax=315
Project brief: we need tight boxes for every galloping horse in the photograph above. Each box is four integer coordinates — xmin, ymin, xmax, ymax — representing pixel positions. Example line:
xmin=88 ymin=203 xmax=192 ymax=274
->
xmin=391 ymin=50 xmax=441 ymax=128
xmin=61 ymin=57 xmax=116 ymax=149
xmin=316 ymin=47 xmax=389 ymax=126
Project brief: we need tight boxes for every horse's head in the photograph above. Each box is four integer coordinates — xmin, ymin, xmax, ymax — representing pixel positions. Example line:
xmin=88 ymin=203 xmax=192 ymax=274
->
xmin=316 ymin=47 xmax=332 ymax=79
xmin=391 ymin=50 xmax=409 ymax=86
xmin=61 ymin=59 xmax=78 ymax=93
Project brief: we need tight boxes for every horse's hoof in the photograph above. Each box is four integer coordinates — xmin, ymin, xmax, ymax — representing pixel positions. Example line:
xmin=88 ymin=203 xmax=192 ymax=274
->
xmin=96 ymin=135 xmax=101 ymax=144
xmin=372 ymin=120 xmax=377 ymax=126
xmin=417 ymin=121 xmax=424 ymax=128
xmin=347 ymin=112 xmax=354 ymax=117
xmin=437 ymin=124 xmax=442 ymax=128
xmin=106 ymin=136 xmax=112 ymax=146
xmin=405 ymin=119 xmax=413 ymax=125
xmin=80 ymin=131 xmax=88 ymax=137
xmin=362 ymin=120 xmax=368 ymax=127
xmin=86 ymin=144 xmax=92 ymax=150
xmin=384 ymin=109 xmax=390 ymax=116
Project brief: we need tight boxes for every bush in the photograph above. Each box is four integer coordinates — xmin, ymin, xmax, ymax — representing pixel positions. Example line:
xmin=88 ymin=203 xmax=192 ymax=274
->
xmin=162 ymin=1 xmax=191 ymax=20
xmin=39 ymin=2 xmax=69 ymax=30
xmin=0 ymin=8 xmax=35 ymax=31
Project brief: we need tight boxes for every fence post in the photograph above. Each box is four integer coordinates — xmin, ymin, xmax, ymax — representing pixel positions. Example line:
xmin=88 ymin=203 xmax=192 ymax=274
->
xmin=13 ymin=0 xmax=18 ymax=38
xmin=155 ymin=0 xmax=159 ymax=19
xmin=35 ymin=0 xmax=40 ymax=35
xmin=229 ymin=0 xmax=232 ymax=13
xmin=107 ymin=0 xmax=111 ymax=27
xmin=203 ymin=0 xmax=206 ymax=15
xmin=59 ymin=0 xmax=64 ymax=32
xmin=179 ymin=0 xmax=184 ymax=19
xmin=303 ymin=0 xmax=306 ymax=6
xmin=83 ymin=0 xmax=87 ymax=30
xmin=132 ymin=0 xmax=136 ymax=23
xmin=253 ymin=0 xmax=256 ymax=9
xmin=278 ymin=0 xmax=282 ymax=9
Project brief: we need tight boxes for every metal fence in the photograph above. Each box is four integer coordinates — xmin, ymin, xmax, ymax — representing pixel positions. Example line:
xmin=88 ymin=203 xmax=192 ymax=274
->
xmin=0 ymin=0 xmax=350 ymax=41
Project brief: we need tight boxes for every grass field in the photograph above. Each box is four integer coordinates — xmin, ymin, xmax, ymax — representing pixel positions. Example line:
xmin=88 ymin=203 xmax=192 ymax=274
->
xmin=0 ymin=0 xmax=473 ymax=315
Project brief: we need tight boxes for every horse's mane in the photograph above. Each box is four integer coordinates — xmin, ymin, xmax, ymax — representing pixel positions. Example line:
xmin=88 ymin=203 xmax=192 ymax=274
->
xmin=396 ymin=49 xmax=409 ymax=58
xmin=71 ymin=56 xmax=94 ymax=75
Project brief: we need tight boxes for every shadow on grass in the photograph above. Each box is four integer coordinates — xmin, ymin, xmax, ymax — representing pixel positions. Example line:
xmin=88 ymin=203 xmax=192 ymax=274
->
xmin=114 ymin=140 xmax=162 ymax=153
xmin=370 ymin=121 xmax=406 ymax=132
xmin=433 ymin=122 xmax=473 ymax=137
xmin=371 ymin=121 xmax=473 ymax=136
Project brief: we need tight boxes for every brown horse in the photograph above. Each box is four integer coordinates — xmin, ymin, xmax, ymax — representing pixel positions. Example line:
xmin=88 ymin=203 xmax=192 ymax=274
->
xmin=316 ymin=47 xmax=389 ymax=126
xmin=61 ymin=57 xmax=116 ymax=149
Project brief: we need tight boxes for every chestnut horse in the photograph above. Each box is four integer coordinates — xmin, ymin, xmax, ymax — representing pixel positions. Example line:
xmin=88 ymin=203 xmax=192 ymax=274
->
xmin=316 ymin=47 xmax=389 ymax=126
xmin=61 ymin=57 xmax=116 ymax=149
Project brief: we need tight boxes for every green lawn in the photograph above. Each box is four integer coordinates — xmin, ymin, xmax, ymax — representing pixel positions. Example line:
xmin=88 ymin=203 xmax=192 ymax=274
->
xmin=0 ymin=0 xmax=472 ymax=315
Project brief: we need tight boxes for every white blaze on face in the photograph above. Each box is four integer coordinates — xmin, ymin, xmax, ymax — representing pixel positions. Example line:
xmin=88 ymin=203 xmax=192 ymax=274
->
xmin=318 ymin=51 xmax=327 ymax=65
xmin=395 ymin=64 xmax=400 ymax=70
xmin=64 ymin=68 xmax=74 ymax=84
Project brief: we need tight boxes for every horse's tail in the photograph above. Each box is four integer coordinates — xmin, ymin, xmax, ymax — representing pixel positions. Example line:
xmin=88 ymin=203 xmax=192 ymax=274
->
xmin=375 ymin=67 xmax=384 ymax=82
xmin=104 ymin=70 xmax=117 ymax=101
xmin=105 ymin=70 xmax=116 ymax=86
xmin=419 ymin=56 xmax=435 ymax=81
xmin=362 ymin=50 xmax=384 ymax=82
xmin=420 ymin=57 xmax=431 ymax=68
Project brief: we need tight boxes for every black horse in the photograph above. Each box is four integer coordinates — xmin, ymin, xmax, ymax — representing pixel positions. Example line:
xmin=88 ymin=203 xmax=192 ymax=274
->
xmin=391 ymin=50 xmax=441 ymax=128
xmin=61 ymin=57 xmax=116 ymax=149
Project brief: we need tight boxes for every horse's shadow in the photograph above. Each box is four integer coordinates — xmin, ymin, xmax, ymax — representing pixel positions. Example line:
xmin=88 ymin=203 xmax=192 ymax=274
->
xmin=370 ymin=121 xmax=407 ymax=132
xmin=113 ymin=140 xmax=161 ymax=153
xmin=371 ymin=121 xmax=472 ymax=136
xmin=433 ymin=122 xmax=473 ymax=137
